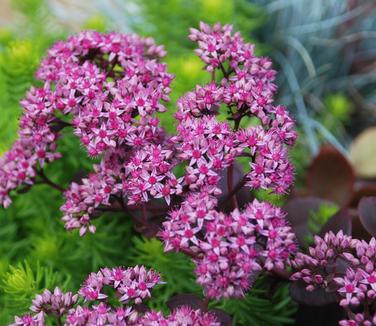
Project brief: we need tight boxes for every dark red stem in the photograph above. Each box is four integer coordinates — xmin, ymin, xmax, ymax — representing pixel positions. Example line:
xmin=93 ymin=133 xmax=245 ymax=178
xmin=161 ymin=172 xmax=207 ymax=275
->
xmin=221 ymin=176 xmax=247 ymax=208
xmin=36 ymin=169 xmax=65 ymax=193
xmin=227 ymin=165 xmax=238 ymax=210
xmin=202 ymin=296 xmax=210 ymax=312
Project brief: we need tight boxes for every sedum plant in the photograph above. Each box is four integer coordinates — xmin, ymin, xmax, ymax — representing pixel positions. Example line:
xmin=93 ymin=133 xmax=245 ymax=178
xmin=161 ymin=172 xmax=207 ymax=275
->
xmin=11 ymin=265 xmax=218 ymax=325
xmin=291 ymin=231 xmax=376 ymax=325
xmin=1 ymin=22 xmax=299 ymax=325
xmin=4 ymin=16 xmax=376 ymax=326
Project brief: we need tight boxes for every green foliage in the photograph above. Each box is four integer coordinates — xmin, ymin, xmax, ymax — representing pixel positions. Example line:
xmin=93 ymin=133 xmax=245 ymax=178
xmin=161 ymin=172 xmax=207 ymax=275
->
xmin=254 ymin=189 xmax=286 ymax=207
xmin=0 ymin=260 xmax=70 ymax=321
xmin=0 ymin=28 xmax=13 ymax=49
xmin=12 ymin=0 xmax=44 ymax=18
xmin=0 ymin=0 xmax=63 ymax=154
xmin=83 ymin=15 xmax=108 ymax=33
xmin=128 ymin=237 xmax=200 ymax=311
xmin=11 ymin=0 xmax=58 ymax=39
xmin=321 ymin=93 xmax=353 ymax=135
xmin=0 ymin=1 xmax=304 ymax=324
xmin=0 ymin=39 xmax=42 ymax=154
xmin=324 ymin=93 xmax=352 ymax=124
xmin=215 ymin=276 xmax=297 ymax=326
xmin=134 ymin=0 xmax=265 ymax=54
xmin=305 ymin=202 xmax=339 ymax=244
xmin=0 ymin=40 xmax=41 ymax=102
xmin=0 ymin=176 xmax=135 ymax=323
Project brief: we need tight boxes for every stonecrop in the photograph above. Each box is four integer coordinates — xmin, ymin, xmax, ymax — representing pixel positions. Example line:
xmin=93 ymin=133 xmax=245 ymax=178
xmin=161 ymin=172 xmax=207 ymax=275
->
xmin=1 ymin=22 xmax=298 ymax=308
xmin=291 ymin=231 xmax=376 ymax=325
xmin=12 ymin=266 xmax=219 ymax=326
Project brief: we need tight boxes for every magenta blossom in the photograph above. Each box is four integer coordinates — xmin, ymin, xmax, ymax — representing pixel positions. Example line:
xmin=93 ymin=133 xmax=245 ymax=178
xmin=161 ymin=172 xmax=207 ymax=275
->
xmin=1 ymin=23 xmax=297 ymax=303
xmin=11 ymin=266 xmax=219 ymax=326
xmin=291 ymin=232 xmax=376 ymax=325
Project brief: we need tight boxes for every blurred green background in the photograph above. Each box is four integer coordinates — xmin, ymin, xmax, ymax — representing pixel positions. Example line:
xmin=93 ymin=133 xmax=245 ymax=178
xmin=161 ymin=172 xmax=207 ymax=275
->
xmin=0 ymin=0 xmax=375 ymax=324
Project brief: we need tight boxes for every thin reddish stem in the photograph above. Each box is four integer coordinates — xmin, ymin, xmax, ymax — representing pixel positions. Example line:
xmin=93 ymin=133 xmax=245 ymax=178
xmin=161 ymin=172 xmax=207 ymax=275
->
xmin=36 ymin=169 xmax=65 ymax=193
xmin=227 ymin=164 xmax=238 ymax=210
xmin=142 ymin=203 xmax=149 ymax=226
xmin=221 ymin=175 xmax=247 ymax=208
xmin=180 ymin=248 xmax=200 ymax=259
xmin=202 ymin=297 xmax=210 ymax=312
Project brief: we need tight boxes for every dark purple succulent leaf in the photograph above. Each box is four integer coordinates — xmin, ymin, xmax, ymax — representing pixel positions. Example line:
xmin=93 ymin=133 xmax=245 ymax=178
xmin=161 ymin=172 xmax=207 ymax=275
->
xmin=289 ymin=281 xmax=337 ymax=306
xmin=294 ymin=303 xmax=345 ymax=326
xmin=167 ymin=294 xmax=204 ymax=311
xmin=352 ymin=215 xmax=372 ymax=241
xmin=284 ymin=196 xmax=332 ymax=245
xmin=349 ymin=183 xmax=376 ymax=208
xmin=306 ymin=145 xmax=355 ymax=206
xmin=319 ymin=209 xmax=352 ymax=236
xmin=209 ymin=309 xmax=232 ymax=326
xmin=358 ymin=196 xmax=376 ymax=236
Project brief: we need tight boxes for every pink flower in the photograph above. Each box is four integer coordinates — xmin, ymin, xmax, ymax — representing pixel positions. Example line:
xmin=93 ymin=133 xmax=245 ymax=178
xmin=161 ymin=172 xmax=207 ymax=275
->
xmin=10 ymin=313 xmax=45 ymax=326
xmin=3 ymin=23 xmax=299 ymax=308
xmin=291 ymin=232 xmax=376 ymax=321
xmin=161 ymin=196 xmax=296 ymax=299
xmin=78 ymin=266 xmax=162 ymax=305
xmin=30 ymin=287 xmax=77 ymax=315
xmin=189 ymin=22 xmax=235 ymax=71
xmin=335 ymin=272 xmax=363 ymax=306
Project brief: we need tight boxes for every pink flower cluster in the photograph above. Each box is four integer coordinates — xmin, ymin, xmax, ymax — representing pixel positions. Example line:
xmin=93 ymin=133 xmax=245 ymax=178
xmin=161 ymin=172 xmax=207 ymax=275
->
xmin=189 ymin=23 xmax=246 ymax=72
xmin=65 ymin=304 xmax=217 ymax=326
xmin=12 ymin=313 xmax=44 ymax=326
xmin=0 ymin=23 xmax=296 ymax=225
xmin=61 ymin=158 xmax=120 ymax=235
xmin=31 ymin=287 xmax=77 ymax=316
xmin=174 ymin=22 xmax=296 ymax=195
xmin=61 ymin=142 xmax=183 ymax=234
xmin=0 ymin=86 xmax=61 ymax=208
xmin=11 ymin=266 xmax=218 ymax=326
xmin=159 ymin=22 xmax=297 ymax=300
xmin=37 ymin=31 xmax=171 ymax=156
xmin=1 ymin=23 xmax=298 ymax=302
xmin=173 ymin=115 xmax=240 ymax=195
xmin=122 ymin=144 xmax=183 ymax=205
xmin=161 ymin=194 xmax=296 ymax=299
xmin=139 ymin=307 xmax=219 ymax=326
xmin=291 ymin=231 xmax=376 ymax=325
xmin=0 ymin=30 xmax=173 ymax=209
xmin=78 ymin=265 xmax=161 ymax=303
